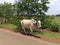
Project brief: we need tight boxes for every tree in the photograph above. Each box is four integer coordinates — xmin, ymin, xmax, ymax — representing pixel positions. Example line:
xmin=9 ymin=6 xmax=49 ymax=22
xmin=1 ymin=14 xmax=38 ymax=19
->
xmin=16 ymin=0 xmax=50 ymax=29
xmin=0 ymin=2 xmax=16 ymax=24
xmin=17 ymin=0 xmax=49 ymax=15
xmin=16 ymin=0 xmax=49 ymax=20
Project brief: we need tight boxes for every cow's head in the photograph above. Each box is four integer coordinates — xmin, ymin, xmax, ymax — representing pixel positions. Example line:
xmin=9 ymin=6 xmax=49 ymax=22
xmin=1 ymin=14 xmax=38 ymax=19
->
xmin=33 ymin=20 xmax=41 ymax=29
xmin=31 ymin=19 xmax=41 ymax=29
xmin=37 ymin=20 xmax=41 ymax=28
xmin=34 ymin=20 xmax=41 ymax=29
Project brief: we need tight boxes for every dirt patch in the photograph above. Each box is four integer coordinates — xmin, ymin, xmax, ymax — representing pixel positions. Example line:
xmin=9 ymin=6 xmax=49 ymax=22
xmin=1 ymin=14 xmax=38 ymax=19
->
xmin=0 ymin=27 xmax=15 ymax=32
xmin=37 ymin=34 xmax=60 ymax=44
xmin=0 ymin=27 xmax=60 ymax=44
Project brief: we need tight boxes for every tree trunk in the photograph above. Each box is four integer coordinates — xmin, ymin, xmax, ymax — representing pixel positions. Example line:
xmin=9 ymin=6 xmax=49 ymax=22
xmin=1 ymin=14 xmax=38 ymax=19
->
xmin=2 ymin=18 xmax=6 ymax=24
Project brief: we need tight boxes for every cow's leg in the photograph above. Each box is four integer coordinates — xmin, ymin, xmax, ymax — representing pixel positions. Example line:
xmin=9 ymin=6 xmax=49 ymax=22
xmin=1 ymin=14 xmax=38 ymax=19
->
xmin=30 ymin=27 xmax=33 ymax=33
xmin=22 ymin=26 xmax=27 ymax=34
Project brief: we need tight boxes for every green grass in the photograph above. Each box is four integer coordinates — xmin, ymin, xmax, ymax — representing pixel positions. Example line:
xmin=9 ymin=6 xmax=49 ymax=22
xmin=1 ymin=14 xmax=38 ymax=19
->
xmin=0 ymin=24 xmax=17 ymax=29
xmin=34 ymin=31 xmax=60 ymax=39
xmin=0 ymin=24 xmax=60 ymax=39
xmin=52 ymin=16 xmax=60 ymax=29
xmin=53 ymin=17 xmax=60 ymax=24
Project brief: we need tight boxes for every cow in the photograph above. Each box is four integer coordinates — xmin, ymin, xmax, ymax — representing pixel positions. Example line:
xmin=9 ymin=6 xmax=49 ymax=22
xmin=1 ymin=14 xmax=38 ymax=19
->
xmin=20 ymin=19 xmax=41 ymax=34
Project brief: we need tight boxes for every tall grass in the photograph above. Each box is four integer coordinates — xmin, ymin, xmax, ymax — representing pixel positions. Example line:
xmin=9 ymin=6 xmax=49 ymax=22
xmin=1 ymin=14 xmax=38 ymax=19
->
xmin=52 ymin=16 xmax=60 ymax=30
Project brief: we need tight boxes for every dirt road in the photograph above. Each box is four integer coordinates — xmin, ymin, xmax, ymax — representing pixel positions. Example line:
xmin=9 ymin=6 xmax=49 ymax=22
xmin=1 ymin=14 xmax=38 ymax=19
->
xmin=0 ymin=29 xmax=59 ymax=45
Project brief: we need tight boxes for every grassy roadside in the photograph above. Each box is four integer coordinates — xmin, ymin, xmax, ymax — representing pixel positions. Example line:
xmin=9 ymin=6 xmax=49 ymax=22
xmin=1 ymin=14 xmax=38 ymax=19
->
xmin=52 ymin=17 xmax=60 ymax=30
xmin=0 ymin=24 xmax=60 ymax=39
xmin=0 ymin=24 xmax=17 ymax=29
xmin=34 ymin=31 xmax=60 ymax=39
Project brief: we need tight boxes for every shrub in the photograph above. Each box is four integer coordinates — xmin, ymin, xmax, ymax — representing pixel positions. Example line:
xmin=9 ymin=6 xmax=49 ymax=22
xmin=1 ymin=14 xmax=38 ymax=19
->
xmin=49 ymin=24 xmax=59 ymax=32
xmin=9 ymin=17 xmax=23 ymax=32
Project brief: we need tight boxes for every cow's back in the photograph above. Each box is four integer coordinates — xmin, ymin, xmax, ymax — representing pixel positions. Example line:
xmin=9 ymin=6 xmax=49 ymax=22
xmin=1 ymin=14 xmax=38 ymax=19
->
xmin=21 ymin=19 xmax=34 ymax=28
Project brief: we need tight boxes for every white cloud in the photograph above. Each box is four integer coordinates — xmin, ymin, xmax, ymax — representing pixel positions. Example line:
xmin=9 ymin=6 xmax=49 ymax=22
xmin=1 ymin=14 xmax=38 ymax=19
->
xmin=47 ymin=0 xmax=60 ymax=15
xmin=48 ymin=0 xmax=58 ymax=6
xmin=0 ymin=0 xmax=16 ymax=4
xmin=38 ymin=0 xmax=60 ymax=15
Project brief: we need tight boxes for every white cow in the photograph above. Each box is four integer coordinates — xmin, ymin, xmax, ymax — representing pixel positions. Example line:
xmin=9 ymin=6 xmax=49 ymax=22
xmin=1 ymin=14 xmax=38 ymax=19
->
xmin=20 ymin=19 xmax=41 ymax=34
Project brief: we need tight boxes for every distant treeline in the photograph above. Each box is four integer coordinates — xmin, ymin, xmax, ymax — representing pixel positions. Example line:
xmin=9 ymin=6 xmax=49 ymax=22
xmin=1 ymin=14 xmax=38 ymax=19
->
xmin=56 ymin=14 xmax=60 ymax=16
xmin=52 ymin=14 xmax=60 ymax=17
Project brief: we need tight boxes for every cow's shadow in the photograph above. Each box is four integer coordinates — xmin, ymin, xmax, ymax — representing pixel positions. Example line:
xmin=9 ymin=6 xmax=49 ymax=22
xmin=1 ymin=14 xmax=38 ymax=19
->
xmin=20 ymin=31 xmax=41 ymax=38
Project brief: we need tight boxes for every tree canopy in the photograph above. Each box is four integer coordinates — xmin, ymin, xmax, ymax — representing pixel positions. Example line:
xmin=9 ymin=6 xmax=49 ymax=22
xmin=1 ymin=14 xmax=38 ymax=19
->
xmin=17 ymin=0 xmax=49 ymax=16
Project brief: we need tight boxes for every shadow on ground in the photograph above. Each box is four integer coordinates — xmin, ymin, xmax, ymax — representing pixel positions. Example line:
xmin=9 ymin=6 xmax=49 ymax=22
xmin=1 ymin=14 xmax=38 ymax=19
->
xmin=20 ymin=31 xmax=41 ymax=38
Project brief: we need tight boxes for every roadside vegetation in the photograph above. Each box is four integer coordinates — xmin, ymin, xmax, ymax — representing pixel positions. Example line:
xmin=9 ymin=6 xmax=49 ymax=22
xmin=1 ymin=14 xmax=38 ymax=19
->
xmin=34 ymin=31 xmax=60 ymax=39
xmin=0 ymin=0 xmax=60 ymax=40
xmin=52 ymin=16 xmax=60 ymax=30
xmin=0 ymin=24 xmax=17 ymax=29
xmin=0 ymin=23 xmax=60 ymax=39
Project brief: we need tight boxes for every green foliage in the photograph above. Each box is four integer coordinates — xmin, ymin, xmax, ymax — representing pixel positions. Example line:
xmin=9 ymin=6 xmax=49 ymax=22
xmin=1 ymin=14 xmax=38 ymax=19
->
xmin=9 ymin=16 xmax=23 ymax=32
xmin=0 ymin=2 xmax=15 ymax=18
xmin=52 ymin=17 xmax=60 ymax=29
xmin=16 ymin=0 xmax=50 ymax=31
xmin=0 ymin=2 xmax=16 ymax=24
xmin=17 ymin=0 xmax=49 ymax=15
xmin=48 ymin=24 xmax=59 ymax=32
xmin=34 ymin=31 xmax=60 ymax=39
xmin=40 ymin=16 xmax=52 ymax=29
xmin=48 ymin=16 xmax=60 ymax=32
xmin=40 ymin=16 xmax=59 ymax=32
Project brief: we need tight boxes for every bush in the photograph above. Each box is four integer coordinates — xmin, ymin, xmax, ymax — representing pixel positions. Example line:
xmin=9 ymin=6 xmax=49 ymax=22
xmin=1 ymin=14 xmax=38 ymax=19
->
xmin=40 ymin=15 xmax=53 ymax=29
xmin=9 ymin=17 xmax=23 ymax=32
xmin=14 ymin=20 xmax=23 ymax=32
xmin=40 ymin=16 xmax=59 ymax=32
xmin=41 ymin=20 xmax=52 ymax=29
xmin=49 ymin=24 xmax=59 ymax=32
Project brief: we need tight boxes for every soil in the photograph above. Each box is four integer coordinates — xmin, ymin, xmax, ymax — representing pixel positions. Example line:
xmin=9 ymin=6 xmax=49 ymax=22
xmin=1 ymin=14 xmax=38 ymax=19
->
xmin=0 ymin=27 xmax=60 ymax=44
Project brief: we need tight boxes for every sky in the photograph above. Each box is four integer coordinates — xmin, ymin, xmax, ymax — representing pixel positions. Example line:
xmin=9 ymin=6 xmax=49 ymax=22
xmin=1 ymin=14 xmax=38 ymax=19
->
xmin=0 ymin=0 xmax=60 ymax=15
xmin=0 ymin=0 xmax=16 ymax=4
xmin=47 ymin=0 xmax=60 ymax=15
